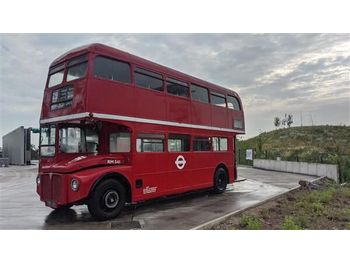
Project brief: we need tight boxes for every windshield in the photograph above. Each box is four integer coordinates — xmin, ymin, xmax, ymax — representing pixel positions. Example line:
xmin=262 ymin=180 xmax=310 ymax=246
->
xmin=59 ymin=126 xmax=99 ymax=154
xmin=47 ymin=55 xmax=88 ymax=88
xmin=40 ymin=125 xmax=56 ymax=157
xmin=48 ymin=64 xmax=65 ymax=88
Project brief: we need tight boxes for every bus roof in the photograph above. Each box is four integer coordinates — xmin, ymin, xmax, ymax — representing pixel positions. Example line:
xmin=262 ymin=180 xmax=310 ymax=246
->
xmin=51 ymin=43 xmax=239 ymax=97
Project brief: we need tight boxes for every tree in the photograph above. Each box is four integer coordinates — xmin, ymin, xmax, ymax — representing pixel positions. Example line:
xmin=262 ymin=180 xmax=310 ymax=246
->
xmin=281 ymin=113 xmax=287 ymax=128
xmin=286 ymin=114 xmax=293 ymax=127
xmin=274 ymin=117 xmax=281 ymax=128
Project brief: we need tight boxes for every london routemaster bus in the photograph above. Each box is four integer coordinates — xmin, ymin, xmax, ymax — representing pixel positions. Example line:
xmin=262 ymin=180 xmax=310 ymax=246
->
xmin=37 ymin=43 xmax=245 ymax=220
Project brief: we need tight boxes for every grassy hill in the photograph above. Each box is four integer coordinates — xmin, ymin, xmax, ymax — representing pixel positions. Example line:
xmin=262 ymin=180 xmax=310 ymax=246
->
xmin=237 ymin=125 xmax=350 ymax=182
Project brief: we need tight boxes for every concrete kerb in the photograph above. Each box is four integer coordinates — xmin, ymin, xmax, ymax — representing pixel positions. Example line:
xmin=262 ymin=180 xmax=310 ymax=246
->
xmin=191 ymin=176 xmax=324 ymax=230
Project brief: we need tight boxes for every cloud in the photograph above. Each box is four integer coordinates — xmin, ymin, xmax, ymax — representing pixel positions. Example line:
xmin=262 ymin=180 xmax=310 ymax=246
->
xmin=0 ymin=34 xmax=349 ymax=147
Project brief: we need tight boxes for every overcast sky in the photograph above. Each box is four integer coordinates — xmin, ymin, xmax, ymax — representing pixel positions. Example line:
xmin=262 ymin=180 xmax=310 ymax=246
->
xmin=0 ymin=34 xmax=349 ymax=147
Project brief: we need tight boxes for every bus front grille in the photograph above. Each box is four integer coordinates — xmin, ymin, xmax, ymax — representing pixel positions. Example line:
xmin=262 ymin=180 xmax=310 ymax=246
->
xmin=41 ymin=173 xmax=63 ymax=206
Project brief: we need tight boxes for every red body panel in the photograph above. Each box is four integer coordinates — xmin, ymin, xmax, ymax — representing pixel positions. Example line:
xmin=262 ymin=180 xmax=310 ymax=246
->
xmin=37 ymin=44 xmax=245 ymax=208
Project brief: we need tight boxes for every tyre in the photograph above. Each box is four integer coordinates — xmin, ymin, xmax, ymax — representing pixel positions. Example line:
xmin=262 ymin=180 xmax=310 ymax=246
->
xmin=213 ymin=167 xmax=228 ymax=194
xmin=53 ymin=204 xmax=73 ymax=210
xmin=88 ymin=179 xmax=126 ymax=221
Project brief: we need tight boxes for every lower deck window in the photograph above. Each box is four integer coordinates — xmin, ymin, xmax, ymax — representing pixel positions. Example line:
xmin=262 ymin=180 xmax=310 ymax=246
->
xmin=212 ymin=137 xmax=228 ymax=151
xmin=110 ymin=132 xmax=130 ymax=152
xmin=193 ymin=137 xmax=211 ymax=151
xmin=137 ymin=134 xmax=164 ymax=152
xmin=168 ymin=134 xmax=190 ymax=152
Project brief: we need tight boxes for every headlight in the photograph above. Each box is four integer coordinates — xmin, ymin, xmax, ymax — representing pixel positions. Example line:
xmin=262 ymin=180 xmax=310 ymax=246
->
xmin=36 ymin=176 xmax=41 ymax=185
xmin=71 ymin=179 xmax=79 ymax=192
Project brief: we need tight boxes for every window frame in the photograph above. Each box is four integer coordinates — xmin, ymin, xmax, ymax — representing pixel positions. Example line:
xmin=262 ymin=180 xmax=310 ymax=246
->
xmin=136 ymin=133 xmax=165 ymax=153
xmin=47 ymin=63 xmax=65 ymax=88
xmin=212 ymin=137 xmax=228 ymax=152
xmin=66 ymin=55 xmax=88 ymax=83
xmin=227 ymin=95 xmax=241 ymax=111
xmin=168 ymin=134 xmax=190 ymax=152
xmin=39 ymin=124 xmax=56 ymax=157
xmin=192 ymin=136 xmax=212 ymax=152
xmin=191 ymin=84 xmax=209 ymax=104
xmin=134 ymin=67 xmax=164 ymax=92
xmin=109 ymin=132 xmax=131 ymax=153
xmin=166 ymin=77 xmax=190 ymax=99
xmin=210 ymin=92 xmax=227 ymax=108
xmin=58 ymin=125 xmax=99 ymax=154
xmin=92 ymin=55 xmax=132 ymax=84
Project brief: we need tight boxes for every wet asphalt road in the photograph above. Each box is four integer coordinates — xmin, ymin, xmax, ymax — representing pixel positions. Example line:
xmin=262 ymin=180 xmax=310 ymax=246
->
xmin=0 ymin=164 xmax=316 ymax=230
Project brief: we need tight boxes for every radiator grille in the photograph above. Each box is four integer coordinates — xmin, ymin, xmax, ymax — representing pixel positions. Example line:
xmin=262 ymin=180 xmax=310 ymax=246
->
xmin=41 ymin=174 xmax=62 ymax=202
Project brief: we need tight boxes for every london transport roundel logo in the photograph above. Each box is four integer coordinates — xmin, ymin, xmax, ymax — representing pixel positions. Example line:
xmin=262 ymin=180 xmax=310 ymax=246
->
xmin=175 ymin=155 xmax=186 ymax=170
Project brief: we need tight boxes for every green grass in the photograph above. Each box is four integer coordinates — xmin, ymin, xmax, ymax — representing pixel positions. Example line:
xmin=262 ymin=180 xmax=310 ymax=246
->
xmin=237 ymin=125 xmax=350 ymax=182
xmin=281 ymin=217 xmax=303 ymax=230
xmin=339 ymin=186 xmax=350 ymax=198
xmin=294 ymin=187 xmax=339 ymax=217
xmin=240 ymin=215 xmax=262 ymax=230
xmin=299 ymin=187 xmax=336 ymax=204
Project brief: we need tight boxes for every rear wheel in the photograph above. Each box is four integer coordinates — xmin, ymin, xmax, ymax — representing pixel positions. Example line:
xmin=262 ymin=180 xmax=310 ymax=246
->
xmin=88 ymin=179 xmax=126 ymax=221
xmin=213 ymin=167 xmax=228 ymax=194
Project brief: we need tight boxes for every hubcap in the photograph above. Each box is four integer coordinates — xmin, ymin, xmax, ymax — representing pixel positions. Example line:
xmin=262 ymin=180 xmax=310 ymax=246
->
xmin=104 ymin=190 xmax=119 ymax=209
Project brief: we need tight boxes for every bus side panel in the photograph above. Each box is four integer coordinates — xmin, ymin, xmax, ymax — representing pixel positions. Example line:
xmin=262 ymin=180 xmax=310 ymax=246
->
xmin=134 ymin=87 xmax=167 ymax=121
xmin=87 ymin=79 xmax=135 ymax=118
xmin=132 ymin=152 xmax=170 ymax=201
xmin=191 ymin=101 xmax=212 ymax=126
xmin=167 ymin=96 xmax=191 ymax=124
xmin=211 ymin=106 xmax=228 ymax=128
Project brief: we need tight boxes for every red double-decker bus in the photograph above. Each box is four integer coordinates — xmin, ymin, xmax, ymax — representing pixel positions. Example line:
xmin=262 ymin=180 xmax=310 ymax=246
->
xmin=37 ymin=43 xmax=245 ymax=220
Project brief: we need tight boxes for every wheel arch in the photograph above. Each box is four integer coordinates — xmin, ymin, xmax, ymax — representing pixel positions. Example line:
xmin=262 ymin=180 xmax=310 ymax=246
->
xmin=89 ymin=172 xmax=132 ymax=203
xmin=214 ymin=163 xmax=229 ymax=183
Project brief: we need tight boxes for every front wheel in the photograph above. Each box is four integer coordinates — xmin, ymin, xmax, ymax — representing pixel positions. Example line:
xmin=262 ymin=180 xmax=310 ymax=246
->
xmin=88 ymin=179 xmax=126 ymax=221
xmin=213 ymin=167 xmax=228 ymax=194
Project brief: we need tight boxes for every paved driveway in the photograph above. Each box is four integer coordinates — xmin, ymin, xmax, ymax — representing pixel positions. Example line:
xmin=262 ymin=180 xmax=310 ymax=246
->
xmin=0 ymin=164 xmax=316 ymax=229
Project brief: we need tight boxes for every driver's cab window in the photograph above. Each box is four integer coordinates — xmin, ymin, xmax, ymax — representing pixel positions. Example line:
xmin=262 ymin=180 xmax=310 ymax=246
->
xmin=59 ymin=126 xmax=99 ymax=154
xmin=110 ymin=132 xmax=131 ymax=153
xmin=85 ymin=128 xmax=99 ymax=153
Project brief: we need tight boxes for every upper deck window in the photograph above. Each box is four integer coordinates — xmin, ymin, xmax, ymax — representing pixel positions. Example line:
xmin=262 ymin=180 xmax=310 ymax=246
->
xmin=66 ymin=55 xmax=88 ymax=82
xmin=48 ymin=63 xmax=64 ymax=88
xmin=211 ymin=92 xmax=226 ymax=108
xmin=167 ymin=78 xmax=189 ymax=98
xmin=135 ymin=67 xmax=163 ymax=92
xmin=93 ymin=56 xmax=131 ymax=83
xmin=227 ymin=95 xmax=241 ymax=110
xmin=191 ymin=84 xmax=209 ymax=103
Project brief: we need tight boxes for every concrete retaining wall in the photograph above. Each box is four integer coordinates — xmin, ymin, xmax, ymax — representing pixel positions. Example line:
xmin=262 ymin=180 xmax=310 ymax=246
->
xmin=253 ymin=159 xmax=339 ymax=182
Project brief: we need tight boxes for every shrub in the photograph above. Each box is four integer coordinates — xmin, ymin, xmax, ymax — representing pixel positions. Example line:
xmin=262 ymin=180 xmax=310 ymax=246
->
xmin=240 ymin=215 xmax=262 ymax=230
xmin=309 ymin=202 xmax=325 ymax=214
